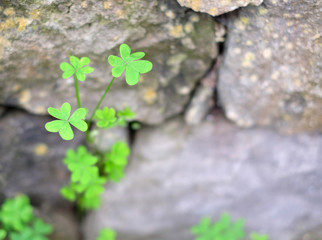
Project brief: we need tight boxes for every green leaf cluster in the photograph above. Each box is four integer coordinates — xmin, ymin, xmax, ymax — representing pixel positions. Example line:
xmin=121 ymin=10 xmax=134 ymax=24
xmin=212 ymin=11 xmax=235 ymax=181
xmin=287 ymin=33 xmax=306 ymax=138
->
xmin=45 ymin=102 xmax=88 ymax=140
xmin=61 ymin=141 xmax=130 ymax=209
xmin=94 ymin=106 xmax=135 ymax=129
xmin=60 ymin=55 xmax=94 ymax=81
xmin=192 ymin=213 xmax=269 ymax=240
xmin=60 ymin=146 xmax=106 ymax=209
xmin=0 ymin=195 xmax=53 ymax=240
xmin=104 ymin=141 xmax=130 ymax=182
xmin=97 ymin=228 xmax=116 ymax=240
xmin=108 ymin=44 xmax=153 ymax=85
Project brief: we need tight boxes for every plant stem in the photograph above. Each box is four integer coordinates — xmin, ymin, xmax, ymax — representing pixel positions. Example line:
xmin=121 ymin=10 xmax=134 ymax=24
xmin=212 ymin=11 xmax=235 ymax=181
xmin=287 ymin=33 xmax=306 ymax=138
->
xmin=86 ymin=76 xmax=116 ymax=140
xmin=74 ymin=75 xmax=82 ymax=108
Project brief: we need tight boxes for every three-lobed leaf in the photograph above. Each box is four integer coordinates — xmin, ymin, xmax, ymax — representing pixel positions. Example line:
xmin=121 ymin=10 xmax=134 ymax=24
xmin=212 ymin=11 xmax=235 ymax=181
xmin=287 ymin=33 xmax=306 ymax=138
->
xmin=108 ymin=43 xmax=153 ymax=85
xmin=60 ymin=55 xmax=94 ymax=81
xmin=45 ymin=102 xmax=88 ymax=141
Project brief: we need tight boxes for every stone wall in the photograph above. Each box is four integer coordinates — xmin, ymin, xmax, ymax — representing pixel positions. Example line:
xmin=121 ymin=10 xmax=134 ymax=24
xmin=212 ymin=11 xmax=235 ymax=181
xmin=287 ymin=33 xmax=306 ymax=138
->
xmin=0 ymin=0 xmax=321 ymax=239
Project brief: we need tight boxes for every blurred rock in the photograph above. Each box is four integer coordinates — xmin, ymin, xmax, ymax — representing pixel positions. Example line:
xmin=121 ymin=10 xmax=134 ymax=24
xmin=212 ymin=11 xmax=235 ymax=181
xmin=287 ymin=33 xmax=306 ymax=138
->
xmin=184 ymin=64 xmax=217 ymax=125
xmin=0 ymin=0 xmax=217 ymax=124
xmin=218 ymin=0 xmax=322 ymax=133
xmin=294 ymin=226 xmax=322 ymax=240
xmin=176 ymin=0 xmax=263 ymax=16
xmin=83 ymin=114 xmax=322 ymax=240
xmin=0 ymin=110 xmax=83 ymax=204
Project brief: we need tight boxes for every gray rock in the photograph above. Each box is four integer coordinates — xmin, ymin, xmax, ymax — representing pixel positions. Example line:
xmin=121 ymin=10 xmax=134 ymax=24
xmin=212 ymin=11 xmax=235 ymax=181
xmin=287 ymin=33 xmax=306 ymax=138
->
xmin=176 ymin=0 xmax=263 ymax=16
xmin=218 ymin=0 xmax=322 ymax=133
xmin=83 ymin=114 xmax=322 ymax=240
xmin=0 ymin=0 xmax=217 ymax=124
xmin=0 ymin=110 xmax=83 ymax=204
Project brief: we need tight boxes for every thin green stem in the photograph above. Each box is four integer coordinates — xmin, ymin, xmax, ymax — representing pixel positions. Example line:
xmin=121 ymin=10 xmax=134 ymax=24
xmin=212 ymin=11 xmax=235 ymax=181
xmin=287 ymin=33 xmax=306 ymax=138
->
xmin=86 ymin=76 xmax=116 ymax=141
xmin=74 ymin=75 xmax=82 ymax=108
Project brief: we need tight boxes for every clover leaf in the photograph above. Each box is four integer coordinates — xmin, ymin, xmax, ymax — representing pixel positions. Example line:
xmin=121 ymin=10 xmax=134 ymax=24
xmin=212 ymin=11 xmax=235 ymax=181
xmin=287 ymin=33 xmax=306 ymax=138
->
xmin=108 ymin=44 xmax=153 ymax=85
xmin=60 ymin=55 xmax=94 ymax=81
xmin=33 ymin=218 xmax=53 ymax=236
xmin=0 ymin=195 xmax=33 ymax=231
xmin=63 ymin=146 xmax=98 ymax=184
xmin=117 ymin=106 xmax=135 ymax=119
xmin=45 ymin=102 xmax=88 ymax=141
xmin=251 ymin=233 xmax=268 ymax=240
xmin=104 ymin=141 xmax=130 ymax=182
xmin=0 ymin=229 xmax=6 ymax=240
xmin=97 ymin=228 xmax=116 ymax=240
xmin=95 ymin=107 xmax=117 ymax=128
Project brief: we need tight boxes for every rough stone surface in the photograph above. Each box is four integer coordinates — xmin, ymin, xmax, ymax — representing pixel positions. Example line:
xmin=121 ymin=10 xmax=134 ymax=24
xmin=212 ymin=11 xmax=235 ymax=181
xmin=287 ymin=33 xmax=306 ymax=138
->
xmin=176 ymin=0 xmax=263 ymax=16
xmin=218 ymin=0 xmax=322 ymax=133
xmin=0 ymin=110 xmax=83 ymax=239
xmin=83 ymin=114 xmax=322 ymax=240
xmin=0 ymin=110 xmax=84 ymax=204
xmin=0 ymin=0 xmax=217 ymax=124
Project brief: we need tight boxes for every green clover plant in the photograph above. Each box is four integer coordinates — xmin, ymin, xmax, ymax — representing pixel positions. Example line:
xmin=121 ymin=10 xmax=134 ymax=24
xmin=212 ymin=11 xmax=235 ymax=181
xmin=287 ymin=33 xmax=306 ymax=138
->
xmin=45 ymin=43 xmax=151 ymax=237
xmin=45 ymin=102 xmax=88 ymax=140
xmin=191 ymin=213 xmax=269 ymax=240
xmin=0 ymin=195 xmax=53 ymax=240
xmin=109 ymin=44 xmax=153 ymax=85
xmin=97 ymin=228 xmax=116 ymax=240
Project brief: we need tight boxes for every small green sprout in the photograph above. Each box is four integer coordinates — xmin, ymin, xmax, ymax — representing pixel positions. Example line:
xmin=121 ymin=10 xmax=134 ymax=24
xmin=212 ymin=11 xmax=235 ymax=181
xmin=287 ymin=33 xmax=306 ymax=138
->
xmin=0 ymin=195 xmax=33 ymax=231
xmin=63 ymin=146 xmax=98 ymax=184
xmin=250 ymin=233 xmax=268 ymax=240
xmin=108 ymin=44 xmax=153 ymax=85
xmin=104 ymin=141 xmax=130 ymax=182
xmin=97 ymin=228 xmax=116 ymax=240
xmin=45 ymin=102 xmax=88 ymax=140
xmin=191 ymin=213 xmax=245 ymax=240
xmin=60 ymin=56 xmax=94 ymax=81
xmin=95 ymin=107 xmax=117 ymax=128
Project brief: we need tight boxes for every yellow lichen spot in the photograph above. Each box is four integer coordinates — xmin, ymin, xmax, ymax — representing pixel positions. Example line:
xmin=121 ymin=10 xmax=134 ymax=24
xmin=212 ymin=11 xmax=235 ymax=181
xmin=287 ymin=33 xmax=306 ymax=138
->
xmin=234 ymin=48 xmax=241 ymax=54
xmin=293 ymin=79 xmax=301 ymax=87
xmin=116 ymin=9 xmax=125 ymax=18
xmin=258 ymin=7 xmax=268 ymax=15
xmin=19 ymin=90 xmax=31 ymax=104
xmin=271 ymin=71 xmax=279 ymax=80
xmin=34 ymin=143 xmax=48 ymax=156
xmin=81 ymin=1 xmax=88 ymax=8
xmin=246 ymin=40 xmax=252 ymax=46
xmin=0 ymin=18 xmax=15 ymax=31
xmin=235 ymin=21 xmax=246 ymax=31
xmin=250 ymin=74 xmax=258 ymax=83
xmin=165 ymin=10 xmax=175 ymax=19
xmin=30 ymin=9 xmax=41 ymax=19
xmin=286 ymin=21 xmax=294 ymax=27
xmin=143 ymin=88 xmax=157 ymax=104
xmin=240 ymin=17 xmax=249 ymax=25
xmin=104 ymin=1 xmax=111 ymax=9
xmin=35 ymin=105 xmax=46 ymax=113
xmin=184 ymin=22 xmax=194 ymax=33
xmin=273 ymin=33 xmax=279 ymax=39
xmin=170 ymin=25 xmax=185 ymax=38
xmin=15 ymin=17 xmax=28 ymax=32
xmin=190 ymin=15 xmax=199 ymax=23
xmin=187 ymin=0 xmax=201 ymax=11
xmin=209 ymin=8 xmax=218 ymax=16
xmin=263 ymin=48 xmax=272 ymax=59
xmin=242 ymin=52 xmax=255 ymax=67
xmin=4 ymin=8 xmax=15 ymax=16
xmin=285 ymin=42 xmax=294 ymax=50
xmin=294 ymin=13 xmax=302 ymax=19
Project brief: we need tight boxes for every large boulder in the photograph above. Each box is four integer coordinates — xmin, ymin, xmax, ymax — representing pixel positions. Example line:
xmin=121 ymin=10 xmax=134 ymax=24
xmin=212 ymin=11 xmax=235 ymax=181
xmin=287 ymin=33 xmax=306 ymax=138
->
xmin=0 ymin=0 xmax=217 ymax=124
xmin=83 ymin=113 xmax=322 ymax=240
xmin=218 ymin=0 xmax=322 ymax=133
xmin=176 ymin=0 xmax=263 ymax=16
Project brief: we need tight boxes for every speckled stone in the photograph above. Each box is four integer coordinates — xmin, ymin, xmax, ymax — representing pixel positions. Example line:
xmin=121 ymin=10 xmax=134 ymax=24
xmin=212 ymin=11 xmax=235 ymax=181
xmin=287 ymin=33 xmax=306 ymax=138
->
xmin=0 ymin=0 xmax=217 ymax=124
xmin=218 ymin=0 xmax=322 ymax=133
xmin=176 ymin=0 xmax=263 ymax=16
xmin=83 ymin=114 xmax=322 ymax=240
